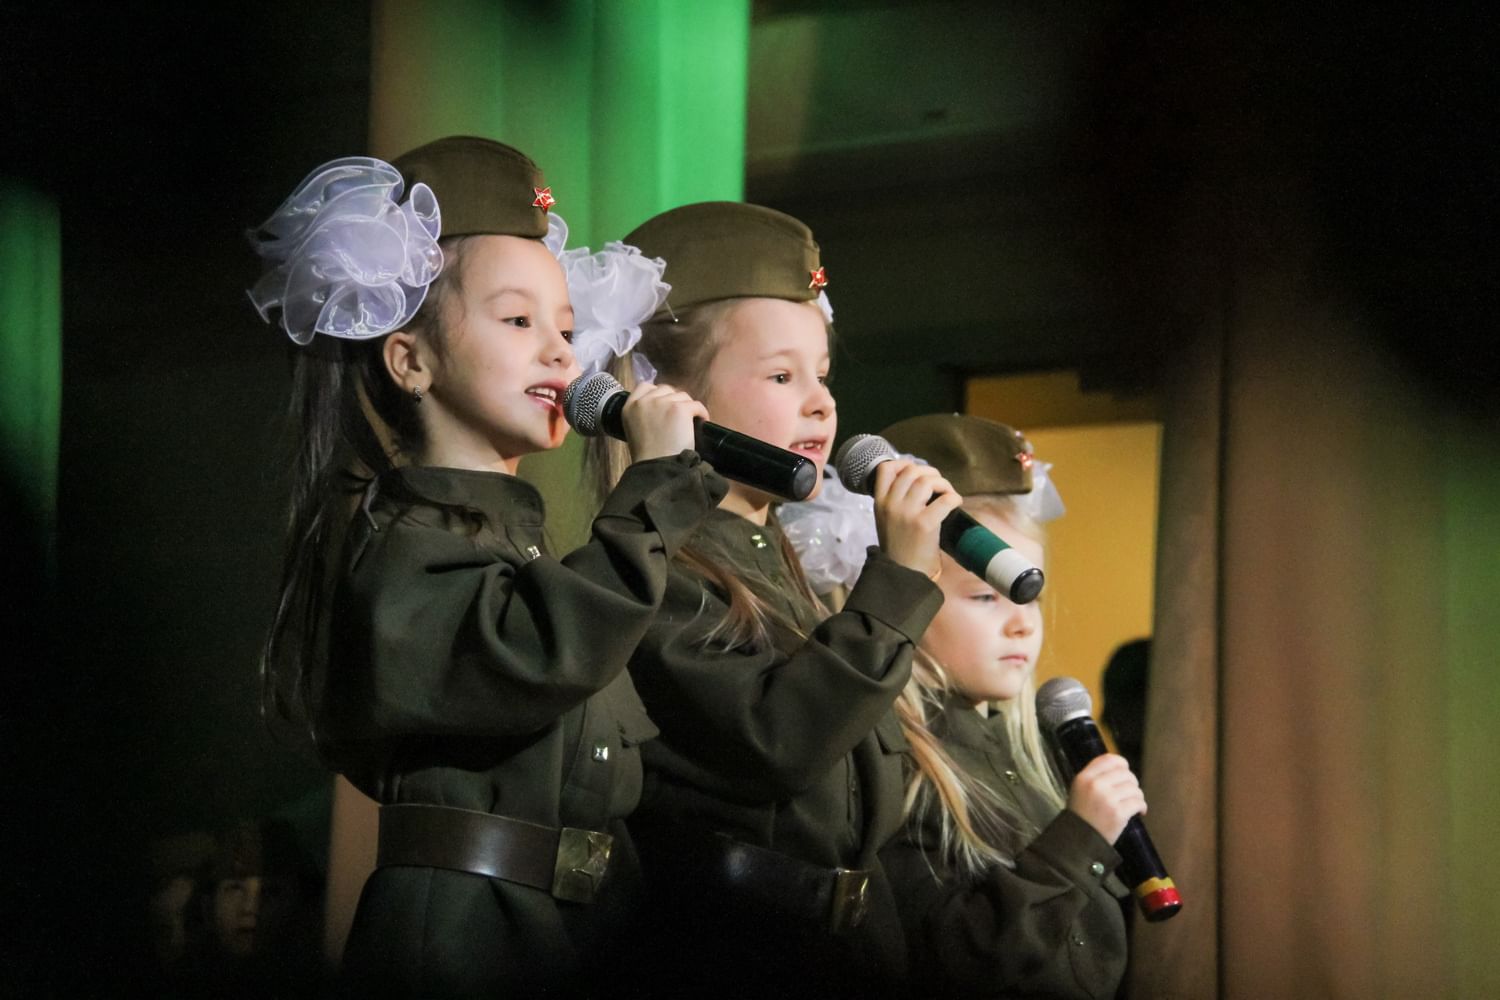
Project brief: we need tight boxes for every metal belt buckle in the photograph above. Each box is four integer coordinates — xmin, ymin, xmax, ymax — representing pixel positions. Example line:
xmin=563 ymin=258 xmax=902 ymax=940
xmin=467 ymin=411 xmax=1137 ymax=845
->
xmin=829 ymin=867 xmax=870 ymax=933
xmin=551 ymin=827 xmax=614 ymax=903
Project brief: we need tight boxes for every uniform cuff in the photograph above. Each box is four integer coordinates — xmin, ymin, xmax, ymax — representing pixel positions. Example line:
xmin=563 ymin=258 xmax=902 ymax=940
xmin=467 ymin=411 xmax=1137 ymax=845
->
xmin=841 ymin=547 xmax=944 ymax=644
xmin=1027 ymin=809 xmax=1124 ymax=891
xmin=599 ymin=451 xmax=729 ymax=558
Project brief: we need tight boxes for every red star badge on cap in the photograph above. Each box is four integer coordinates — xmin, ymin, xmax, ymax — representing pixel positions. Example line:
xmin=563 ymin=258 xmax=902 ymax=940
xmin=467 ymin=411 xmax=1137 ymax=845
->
xmin=1016 ymin=451 xmax=1035 ymax=470
xmin=532 ymin=187 xmax=556 ymax=212
xmin=809 ymin=266 xmax=828 ymax=290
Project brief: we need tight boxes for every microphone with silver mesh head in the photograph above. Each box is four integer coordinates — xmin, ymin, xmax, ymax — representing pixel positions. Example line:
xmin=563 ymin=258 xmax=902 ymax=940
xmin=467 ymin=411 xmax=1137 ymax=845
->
xmin=562 ymin=370 xmax=631 ymax=438
xmin=1036 ymin=676 xmax=1182 ymax=922
xmin=834 ymin=434 xmax=1045 ymax=604
xmin=562 ymin=372 xmax=817 ymax=502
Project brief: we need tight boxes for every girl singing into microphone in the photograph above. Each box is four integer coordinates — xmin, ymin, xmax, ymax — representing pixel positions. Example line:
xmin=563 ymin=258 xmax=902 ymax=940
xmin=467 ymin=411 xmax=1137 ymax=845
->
xmin=583 ymin=202 xmax=958 ymax=998
xmin=799 ymin=413 xmax=1143 ymax=1000
xmin=250 ymin=136 xmax=724 ymax=997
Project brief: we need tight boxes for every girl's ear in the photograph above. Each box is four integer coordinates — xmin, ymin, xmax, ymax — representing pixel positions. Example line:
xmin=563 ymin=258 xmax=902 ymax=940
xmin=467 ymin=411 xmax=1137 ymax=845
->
xmin=383 ymin=330 xmax=428 ymax=393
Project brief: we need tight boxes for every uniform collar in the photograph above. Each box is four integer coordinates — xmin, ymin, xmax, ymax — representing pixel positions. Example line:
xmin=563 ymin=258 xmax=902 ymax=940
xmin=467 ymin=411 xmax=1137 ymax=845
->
xmin=933 ymin=691 xmax=1015 ymax=755
xmin=384 ymin=464 xmax=546 ymax=526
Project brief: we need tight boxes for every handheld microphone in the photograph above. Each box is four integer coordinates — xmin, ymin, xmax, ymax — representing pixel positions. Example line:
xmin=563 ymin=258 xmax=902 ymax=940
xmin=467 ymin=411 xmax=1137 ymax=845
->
xmin=1036 ymin=677 xmax=1182 ymax=922
xmin=833 ymin=434 xmax=1045 ymax=604
xmin=562 ymin=372 xmax=818 ymax=502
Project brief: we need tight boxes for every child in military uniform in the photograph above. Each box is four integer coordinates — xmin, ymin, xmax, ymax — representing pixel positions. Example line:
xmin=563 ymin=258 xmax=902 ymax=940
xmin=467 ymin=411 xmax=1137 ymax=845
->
xmin=585 ymin=202 xmax=960 ymax=998
xmin=868 ymin=414 xmax=1143 ymax=1000
xmin=250 ymin=137 xmax=726 ymax=996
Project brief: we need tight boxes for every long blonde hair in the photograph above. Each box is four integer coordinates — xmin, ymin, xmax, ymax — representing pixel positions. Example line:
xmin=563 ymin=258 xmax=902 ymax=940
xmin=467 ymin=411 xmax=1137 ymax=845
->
xmin=897 ymin=495 xmax=1066 ymax=878
xmin=585 ymin=298 xmax=830 ymax=651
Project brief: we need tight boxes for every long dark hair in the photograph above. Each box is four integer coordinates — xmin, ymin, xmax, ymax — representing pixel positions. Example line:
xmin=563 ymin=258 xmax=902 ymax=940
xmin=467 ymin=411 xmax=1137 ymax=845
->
xmin=585 ymin=298 xmax=832 ymax=651
xmin=259 ymin=237 xmax=473 ymax=753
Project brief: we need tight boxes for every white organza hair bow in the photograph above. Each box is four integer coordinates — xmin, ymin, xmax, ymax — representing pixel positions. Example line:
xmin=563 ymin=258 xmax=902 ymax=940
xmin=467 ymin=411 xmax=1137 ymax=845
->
xmin=559 ymin=238 xmax=670 ymax=384
xmin=815 ymin=290 xmax=834 ymax=324
xmin=247 ymin=157 xmax=443 ymax=345
xmin=1021 ymin=459 xmax=1066 ymax=523
xmin=779 ymin=471 xmax=879 ymax=595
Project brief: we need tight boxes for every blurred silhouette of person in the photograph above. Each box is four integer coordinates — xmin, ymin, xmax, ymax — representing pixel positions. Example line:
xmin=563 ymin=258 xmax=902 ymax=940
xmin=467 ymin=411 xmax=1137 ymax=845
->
xmin=177 ymin=819 xmax=326 ymax=996
xmin=146 ymin=831 xmax=216 ymax=974
xmin=1101 ymin=639 xmax=1151 ymax=780
xmin=1100 ymin=636 xmax=1152 ymax=999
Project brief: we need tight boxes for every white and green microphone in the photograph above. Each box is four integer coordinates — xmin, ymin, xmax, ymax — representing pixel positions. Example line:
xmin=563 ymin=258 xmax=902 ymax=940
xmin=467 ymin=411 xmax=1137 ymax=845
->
xmin=834 ymin=434 xmax=1045 ymax=605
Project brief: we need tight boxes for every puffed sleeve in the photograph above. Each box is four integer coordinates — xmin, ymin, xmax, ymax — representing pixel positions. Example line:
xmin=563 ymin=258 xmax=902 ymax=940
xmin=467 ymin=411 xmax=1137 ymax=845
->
xmin=631 ymin=546 xmax=942 ymax=800
xmin=324 ymin=453 xmax=727 ymax=741
xmin=880 ymin=807 xmax=1129 ymax=1000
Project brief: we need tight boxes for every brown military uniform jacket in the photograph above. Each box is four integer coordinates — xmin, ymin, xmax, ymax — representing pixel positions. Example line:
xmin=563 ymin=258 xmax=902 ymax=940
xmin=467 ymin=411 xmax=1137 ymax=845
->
xmin=322 ymin=453 xmax=725 ymax=997
xmin=882 ymin=694 xmax=1129 ymax=1000
xmin=628 ymin=509 xmax=942 ymax=998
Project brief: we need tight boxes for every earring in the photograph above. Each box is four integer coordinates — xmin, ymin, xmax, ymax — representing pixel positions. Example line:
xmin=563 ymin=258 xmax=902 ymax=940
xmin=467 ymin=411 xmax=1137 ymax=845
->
xmin=411 ymin=385 xmax=424 ymax=404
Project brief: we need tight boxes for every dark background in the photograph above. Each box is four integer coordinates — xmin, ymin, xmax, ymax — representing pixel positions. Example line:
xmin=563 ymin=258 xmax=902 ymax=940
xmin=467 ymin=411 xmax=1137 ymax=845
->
xmin=4 ymin=1 xmax=1493 ymax=990
xmin=4 ymin=3 xmax=372 ymax=989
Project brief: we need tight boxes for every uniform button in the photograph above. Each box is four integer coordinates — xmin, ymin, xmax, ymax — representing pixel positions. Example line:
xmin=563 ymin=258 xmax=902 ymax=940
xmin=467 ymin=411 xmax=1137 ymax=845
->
xmin=592 ymin=743 xmax=610 ymax=762
xmin=1072 ymin=935 xmax=1086 ymax=947
xmin=1090 ymin=862 xmax=1106 ymax=877
xmin=1003 ymin=769 xmax=1020 ymax=784
xmin=749 ymin=532 xmax=768 ymax=549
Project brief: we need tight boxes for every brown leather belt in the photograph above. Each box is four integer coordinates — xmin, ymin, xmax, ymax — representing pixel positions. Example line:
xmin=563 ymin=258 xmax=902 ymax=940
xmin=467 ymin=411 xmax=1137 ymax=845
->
xmin=692 ymin=834 xmax=872 ymax=935
xmin=376 ymin=804 xmax=614 ymax=904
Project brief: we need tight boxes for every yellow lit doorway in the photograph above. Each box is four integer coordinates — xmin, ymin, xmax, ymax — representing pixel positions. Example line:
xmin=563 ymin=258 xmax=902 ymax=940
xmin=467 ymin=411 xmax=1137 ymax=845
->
xmin=966 ymin=372 xmax=1161 ymax=746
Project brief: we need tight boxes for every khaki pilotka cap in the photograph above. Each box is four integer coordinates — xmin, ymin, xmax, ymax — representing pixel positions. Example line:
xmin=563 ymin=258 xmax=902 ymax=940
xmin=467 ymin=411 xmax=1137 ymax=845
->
xmin=623 ymin=202 xmax=827 ymax=318
xmin=881 ymin=413 xmax=1037 ymax=496
xmin=393 ymin=135 xmax=553 ymax=239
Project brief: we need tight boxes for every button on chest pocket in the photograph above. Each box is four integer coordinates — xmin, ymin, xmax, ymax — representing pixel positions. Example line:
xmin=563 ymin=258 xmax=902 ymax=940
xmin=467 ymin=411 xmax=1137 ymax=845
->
xmin=563 ymin=674 xmax=660 ymax=821
xmin=567 ymin=676 xmax=658 ymax=777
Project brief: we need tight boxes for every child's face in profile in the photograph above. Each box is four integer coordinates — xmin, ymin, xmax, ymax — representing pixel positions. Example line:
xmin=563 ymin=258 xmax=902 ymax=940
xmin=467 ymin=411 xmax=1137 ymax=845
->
xmin=419 ymin=235 xmax=579 ymax=472
xmin=922 ymin=509 xmax=1046 ymax=705
xmin=700 ymin=297 xmax=835 ymax=510
xmin=209 ymin=874 xmax=297 ymax=958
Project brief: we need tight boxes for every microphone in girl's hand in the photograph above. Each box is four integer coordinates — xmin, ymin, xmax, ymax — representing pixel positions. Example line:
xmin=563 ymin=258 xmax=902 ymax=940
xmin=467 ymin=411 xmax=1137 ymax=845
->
xmin=562 ymin=372 xmax=818 ymax=502
xmin=833 ymin=433 xmax=1045 ymax=604
xmin=1036 ymin=677 xmax=1182 ymax=922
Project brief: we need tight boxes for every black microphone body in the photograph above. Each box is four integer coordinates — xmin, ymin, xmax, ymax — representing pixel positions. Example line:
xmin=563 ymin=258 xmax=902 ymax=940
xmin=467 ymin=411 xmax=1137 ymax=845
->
xmin=1038 ymin=678 xmax=1182 ymax=922
xmin=691 ymin=421 xmax=818 ymax=502
xmin=564 ymin=373 xmax=817 ymax=502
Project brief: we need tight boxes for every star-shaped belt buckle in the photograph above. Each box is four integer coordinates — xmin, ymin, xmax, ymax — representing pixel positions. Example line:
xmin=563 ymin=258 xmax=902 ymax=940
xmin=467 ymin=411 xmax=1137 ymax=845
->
xmin=551 ymin=827 xmax=613 ymax=903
